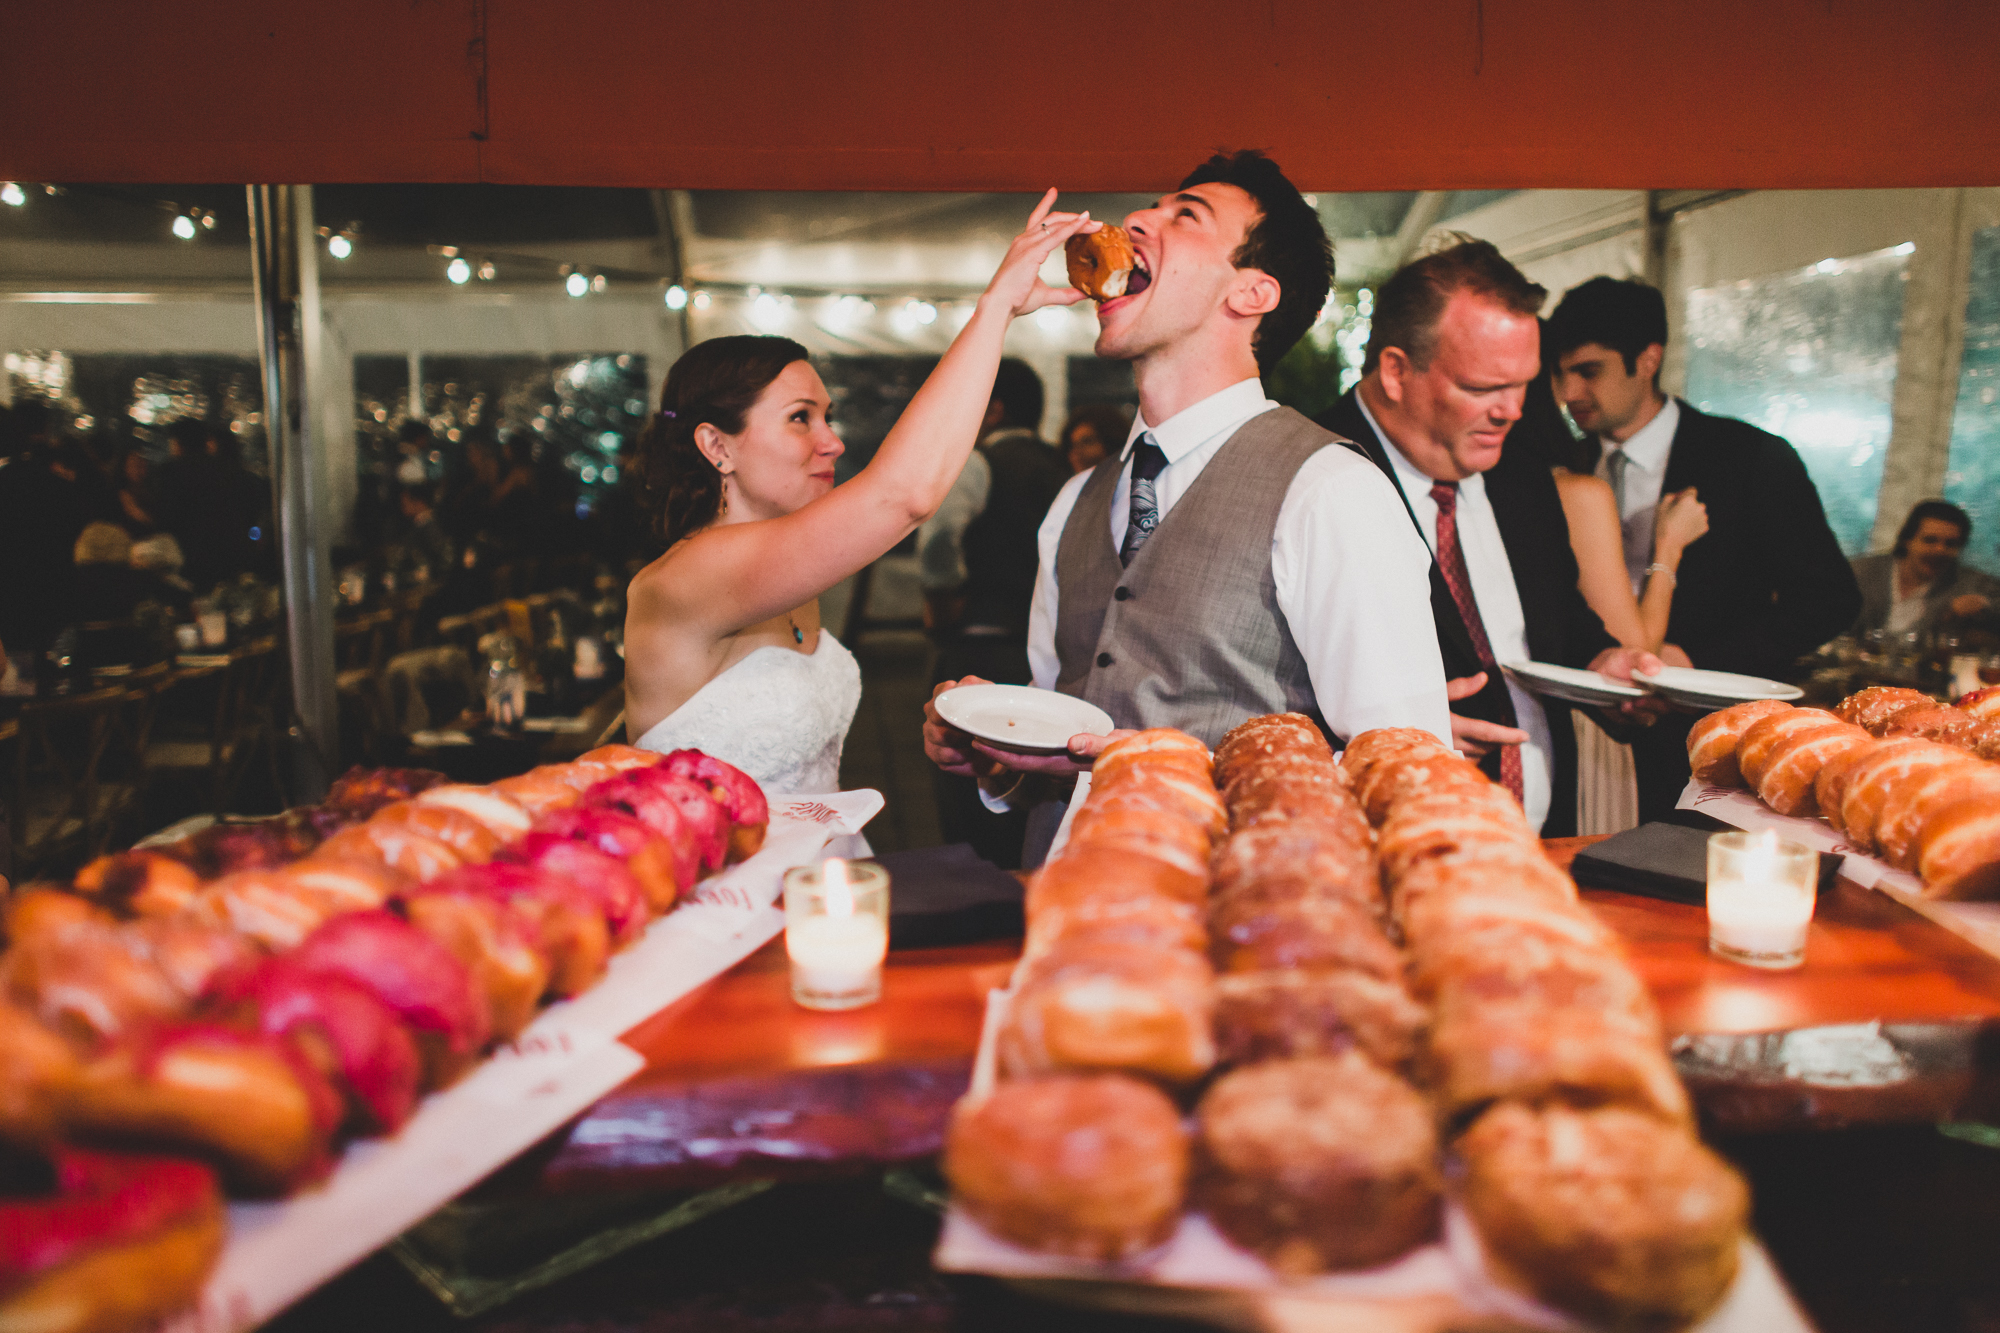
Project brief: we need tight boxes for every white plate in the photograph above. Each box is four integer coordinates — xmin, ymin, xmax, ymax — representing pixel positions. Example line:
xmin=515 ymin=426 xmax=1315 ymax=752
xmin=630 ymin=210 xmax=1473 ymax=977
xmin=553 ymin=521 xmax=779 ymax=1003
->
xmin=932 ymin=683 xmax=1115 ymax=755
xmin=1500 ymin=660 xmax=1646 ymax=707
xmin=1635 ymin=666 xmax=1804 ymax=709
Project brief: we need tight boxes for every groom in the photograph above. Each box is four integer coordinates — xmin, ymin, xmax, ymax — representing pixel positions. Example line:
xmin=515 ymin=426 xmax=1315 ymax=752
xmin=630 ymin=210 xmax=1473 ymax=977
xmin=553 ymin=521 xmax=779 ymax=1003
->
xmin=923 ymin=150 xmax=1453 ymax=865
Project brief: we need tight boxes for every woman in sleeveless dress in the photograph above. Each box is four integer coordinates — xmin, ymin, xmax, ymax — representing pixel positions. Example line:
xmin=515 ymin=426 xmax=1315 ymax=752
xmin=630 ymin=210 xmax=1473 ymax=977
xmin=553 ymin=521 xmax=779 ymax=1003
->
xmin=623 ymin=192 xmax=1095 ymax=794
xmin=1517 ymin=341 xmax=1709 ymax=832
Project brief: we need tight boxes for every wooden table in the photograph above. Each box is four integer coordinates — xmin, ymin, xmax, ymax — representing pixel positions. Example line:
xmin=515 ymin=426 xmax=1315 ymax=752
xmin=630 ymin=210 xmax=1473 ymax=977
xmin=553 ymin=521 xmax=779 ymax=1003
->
xmin=499 ymin=836 xmax=2000 ymax=1198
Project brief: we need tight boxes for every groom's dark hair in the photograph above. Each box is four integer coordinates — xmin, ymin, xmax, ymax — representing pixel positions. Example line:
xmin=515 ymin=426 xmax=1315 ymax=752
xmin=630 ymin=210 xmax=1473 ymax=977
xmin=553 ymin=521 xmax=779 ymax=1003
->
xmin=1178 ymin=150 xmax=1334 ymax=373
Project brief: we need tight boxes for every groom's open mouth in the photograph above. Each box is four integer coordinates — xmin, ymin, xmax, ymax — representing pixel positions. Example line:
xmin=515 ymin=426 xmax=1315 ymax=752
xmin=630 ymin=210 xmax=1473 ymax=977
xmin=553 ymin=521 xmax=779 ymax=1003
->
xmin=1100 ymin=254 xmax=1152 ymax=311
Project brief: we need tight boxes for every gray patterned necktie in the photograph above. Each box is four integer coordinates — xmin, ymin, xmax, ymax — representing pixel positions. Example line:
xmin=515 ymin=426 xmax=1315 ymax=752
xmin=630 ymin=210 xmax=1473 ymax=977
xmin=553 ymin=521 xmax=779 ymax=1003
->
xmin=1120 ymin=433 xmax=1169 ymax=568
xmin=1605 ymin=447 xmax=1630 ymax=515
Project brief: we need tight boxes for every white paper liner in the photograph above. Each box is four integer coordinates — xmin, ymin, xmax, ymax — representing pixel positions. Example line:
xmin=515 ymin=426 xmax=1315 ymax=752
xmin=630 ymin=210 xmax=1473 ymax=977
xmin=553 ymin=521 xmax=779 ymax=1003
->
xmin=164 ymin=787 xmax=883 ymax=1333
xmin=1677 ymin=778 xmax=2000 ymax=961
xmin=936 ymin=978 xmax=1812 ymax=1331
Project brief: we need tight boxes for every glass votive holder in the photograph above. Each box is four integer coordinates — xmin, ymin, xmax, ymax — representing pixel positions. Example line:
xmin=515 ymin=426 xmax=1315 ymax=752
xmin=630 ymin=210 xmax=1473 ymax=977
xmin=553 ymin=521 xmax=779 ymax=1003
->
xmin=783 ymin=858 xmax=890 ymax=1011
xmin=1706 ymin=830 xmax=1816 ymax=969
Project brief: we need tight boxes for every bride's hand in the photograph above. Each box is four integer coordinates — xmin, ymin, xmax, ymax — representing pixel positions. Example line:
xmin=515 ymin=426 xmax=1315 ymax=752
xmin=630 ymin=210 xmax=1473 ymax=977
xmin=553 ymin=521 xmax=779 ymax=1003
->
xmin=979 ymin=189 xmax=1096 ymax=321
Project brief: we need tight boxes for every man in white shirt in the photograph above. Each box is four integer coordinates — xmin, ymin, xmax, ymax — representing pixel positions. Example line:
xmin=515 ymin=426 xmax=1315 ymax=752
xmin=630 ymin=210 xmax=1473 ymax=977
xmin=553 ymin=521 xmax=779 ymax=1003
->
xmin=1320 ymin=240 xmax=1657 ymax=835
xmin=921 ymin=150 xmax=1452 ymax=864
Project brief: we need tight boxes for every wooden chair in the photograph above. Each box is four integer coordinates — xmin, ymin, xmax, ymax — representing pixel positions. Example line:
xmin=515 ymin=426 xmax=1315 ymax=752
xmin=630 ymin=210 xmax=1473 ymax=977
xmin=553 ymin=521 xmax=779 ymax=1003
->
xmin=145 ymin=638 xmax=282 ymax=817
xmin=8 ymin=686 xmax=127 ymax=879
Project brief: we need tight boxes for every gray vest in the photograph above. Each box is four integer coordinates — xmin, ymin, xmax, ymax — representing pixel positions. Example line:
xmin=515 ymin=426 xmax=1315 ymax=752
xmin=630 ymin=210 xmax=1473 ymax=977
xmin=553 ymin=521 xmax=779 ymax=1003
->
xmin=1052 ymin=406 xmax=1336 ymax=748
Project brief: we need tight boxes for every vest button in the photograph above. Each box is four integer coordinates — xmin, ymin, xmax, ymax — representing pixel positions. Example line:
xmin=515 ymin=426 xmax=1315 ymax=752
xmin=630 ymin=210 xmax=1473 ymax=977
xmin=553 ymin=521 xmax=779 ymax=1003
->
xmin=1096 ymin=652 xmax=1113 ymax=668
xmin=1114 ymin=587 xmax=1131 ymax=601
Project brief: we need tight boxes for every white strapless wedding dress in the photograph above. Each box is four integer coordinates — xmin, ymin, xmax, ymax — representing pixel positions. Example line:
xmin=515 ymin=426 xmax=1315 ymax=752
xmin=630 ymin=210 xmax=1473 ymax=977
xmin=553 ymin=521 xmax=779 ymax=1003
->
xmin=632 ymin=632 xmax=862 ymax=796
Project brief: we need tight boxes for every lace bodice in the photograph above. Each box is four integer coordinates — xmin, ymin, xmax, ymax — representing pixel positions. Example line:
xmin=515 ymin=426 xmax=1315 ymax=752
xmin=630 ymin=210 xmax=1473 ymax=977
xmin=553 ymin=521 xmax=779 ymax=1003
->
xmin=632 ymin=632 xmax=861 ymax=795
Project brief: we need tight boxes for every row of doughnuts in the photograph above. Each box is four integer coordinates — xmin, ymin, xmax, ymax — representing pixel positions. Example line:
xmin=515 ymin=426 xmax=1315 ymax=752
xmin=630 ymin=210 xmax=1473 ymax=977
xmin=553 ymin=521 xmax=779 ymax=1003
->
xmin=957 ymin=728 xmax=1224 ymax=1260
xmin=1347 ymin=727 xmax=1749 ymax=1330
xmin=0 ymin=745 xmax=767 ymax=1333
xmin=1199 ymin=716 xmax=1440 ymax=1276
xmin=1688 ymin=686 xmax=2000 ymax=897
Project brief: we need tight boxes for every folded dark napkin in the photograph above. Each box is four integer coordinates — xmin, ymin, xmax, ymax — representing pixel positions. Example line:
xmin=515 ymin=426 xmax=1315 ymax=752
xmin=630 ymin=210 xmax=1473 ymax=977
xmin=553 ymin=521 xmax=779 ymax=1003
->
xmin=875 ymin=843 xmax=1024 ymax=949
xmin=1570 ymin=818 xmax=1842 ymax=906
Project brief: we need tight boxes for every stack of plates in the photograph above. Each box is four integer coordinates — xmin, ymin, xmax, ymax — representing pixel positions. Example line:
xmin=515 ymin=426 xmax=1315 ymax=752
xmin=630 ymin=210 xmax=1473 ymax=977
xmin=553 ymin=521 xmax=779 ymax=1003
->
xmin=1502 ymin=661 xmax=1802 ymax=713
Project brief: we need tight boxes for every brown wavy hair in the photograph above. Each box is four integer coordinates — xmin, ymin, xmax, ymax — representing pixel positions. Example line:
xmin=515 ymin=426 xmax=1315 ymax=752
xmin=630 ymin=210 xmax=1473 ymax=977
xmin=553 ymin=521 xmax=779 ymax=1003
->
xmin=635 ymin=334 xmax=811 ymax=545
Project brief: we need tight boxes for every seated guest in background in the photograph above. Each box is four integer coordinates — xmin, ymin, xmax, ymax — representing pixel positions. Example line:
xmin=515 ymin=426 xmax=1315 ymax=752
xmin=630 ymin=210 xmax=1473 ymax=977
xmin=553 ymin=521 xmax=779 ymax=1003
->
xmin=112 ymin=447 xmax=163 ymax=537
xmin=130 ymin=534 xmax=195 ymax=622
xmin=1319 ymin=239 xmax=1656 ymax=837
xmin=1058 ymin=402 xmax=1128 ymax=474
xmin=625 ymin=193 xmax=1096 ymax=795
xmin=918 ymin=359 xmax=1072 ymax=867
xmin=0 ymin=401 xmax=91 ymax=654
xmin=1548 ymin=276 xmax=1860 ymax=820
xmin=1850 ymin=500 xmax=2000 ymax=638
xmin=926 ymin=151 xmax=1453 ymax=866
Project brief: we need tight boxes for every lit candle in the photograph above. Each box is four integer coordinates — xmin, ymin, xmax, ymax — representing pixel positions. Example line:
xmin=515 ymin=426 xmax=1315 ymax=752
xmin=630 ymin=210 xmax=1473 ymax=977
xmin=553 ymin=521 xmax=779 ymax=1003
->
xmin=1706 ymin=831 xmax=1816 ymax=969
xmin=784 ymin=858 xmax=890 ymax=1010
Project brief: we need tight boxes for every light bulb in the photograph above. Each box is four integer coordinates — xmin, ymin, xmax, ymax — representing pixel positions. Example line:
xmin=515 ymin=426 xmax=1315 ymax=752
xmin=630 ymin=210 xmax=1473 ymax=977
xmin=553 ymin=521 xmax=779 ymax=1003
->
xmin=477 ymin=260 xmax=496 ymax=280
xmin=171 ymin=214 xmax=197 ymax=240
xmin=692 ymin=290 xmax=711 ymax=310
xmin=446 ymin=257 xmax=472 ymax=284
xmin=665 ymin=284 xmax=688 ymax=310
xmin=327 ymin=234 xmax=352 ymax=259
xmin=590 ymin=273 xmax=607 ymax=293
xmin=199 ymin=212 xmax=216 ymax=230
xmin=566 ymin=272 xmax=589 ymax=297
xmin=0 ymin=183 xmax=24 ymax=207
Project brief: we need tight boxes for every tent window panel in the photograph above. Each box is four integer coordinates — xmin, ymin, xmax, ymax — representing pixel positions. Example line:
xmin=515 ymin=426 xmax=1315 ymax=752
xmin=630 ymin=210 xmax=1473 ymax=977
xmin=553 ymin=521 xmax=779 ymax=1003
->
xmin=1683 ymin=245 xmax=1912 ymax=557
xmin=1944 ymin=224 xmax=2000 ymax=573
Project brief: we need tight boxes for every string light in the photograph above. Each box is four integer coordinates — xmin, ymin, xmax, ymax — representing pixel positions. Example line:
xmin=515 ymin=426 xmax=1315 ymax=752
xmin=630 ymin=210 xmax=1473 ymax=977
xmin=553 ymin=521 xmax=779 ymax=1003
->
xmin=446 ymin=256 xmax=472 ymax=284
xmin=590 ymin=273 xmax=607 ymax=293
xmin=477 ymin=259 xmax=496 ymax=280
xmin=327 ymin=233 xmax=352 ymax=259
xmin=2 ymin=183 xmax=27 ymax=207
xmin=692 ymin=290 xmax=711 ymax=310
xmin=664 ymin=284 xmax=687 ymax=309
xmin=566 ymin=272 xmax=589 ymax=297
xmin=171 ymin=214 xmax=197 ymax=240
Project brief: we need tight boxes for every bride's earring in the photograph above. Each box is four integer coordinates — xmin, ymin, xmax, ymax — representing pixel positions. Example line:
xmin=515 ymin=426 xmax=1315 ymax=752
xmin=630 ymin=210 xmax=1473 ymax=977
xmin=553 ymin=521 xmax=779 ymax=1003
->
xmin=718 ymin=468 xmax=732 ymax=516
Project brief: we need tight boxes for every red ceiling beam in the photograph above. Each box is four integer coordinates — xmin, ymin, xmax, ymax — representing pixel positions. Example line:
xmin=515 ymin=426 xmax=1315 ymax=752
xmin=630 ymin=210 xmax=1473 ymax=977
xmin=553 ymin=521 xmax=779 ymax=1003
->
xmin=4 ymin=0 xmax=1997 ymax=190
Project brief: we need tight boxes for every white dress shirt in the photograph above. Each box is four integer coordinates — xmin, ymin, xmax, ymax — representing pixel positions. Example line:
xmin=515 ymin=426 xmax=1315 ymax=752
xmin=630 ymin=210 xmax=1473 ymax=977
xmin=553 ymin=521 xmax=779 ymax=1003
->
xmin=1022 ymin=376 xmax=1453 ymax=745
xmin=915 ymin=449 xmax=990 ymax=592
xmin=1594 ymin=396 xmax=1680 ymax=594
xmin=1356 ymin=395 xmax=1554 ymax=832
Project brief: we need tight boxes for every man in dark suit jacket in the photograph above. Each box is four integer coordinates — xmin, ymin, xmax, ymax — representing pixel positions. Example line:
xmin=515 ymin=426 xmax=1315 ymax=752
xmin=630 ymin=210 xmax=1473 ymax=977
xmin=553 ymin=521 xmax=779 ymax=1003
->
xmin=1549 ymin=277 xmax=1861 ymax=820
xmin=1318 ymin=241 xmax=1651 ymax=836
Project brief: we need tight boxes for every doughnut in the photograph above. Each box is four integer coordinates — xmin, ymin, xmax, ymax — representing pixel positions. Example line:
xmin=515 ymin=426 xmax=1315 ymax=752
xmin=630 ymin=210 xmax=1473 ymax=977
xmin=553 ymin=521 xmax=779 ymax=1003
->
xmin=1838 ymin=741 xmax=1969 ymax=855
xmin=509 ymin=833 xmax=650 ymax=943
xmin=3 ymin=919 xmax=200 ymax=1046
xmin=1884 ymin=704 xmax=1985 ymax=746
xmin=288 ymin=910 xmax=491 ymax=1087
xmin=490 ymin=768 xmax=587 ymax=818
xmin=658 ymin=749 xmax=771 ymax=861
xmin=1354 ymin=750 xmax=1490 ymax=824
xmin=66 ymin=1024 xmax=343 ymax=1194
xmin=0 ymin=1145 xmax=224 ymax=1333
xmin=1914 ymin=794 xmax=2000 ymax=899
xmin=1207 ymin=896 xmax=1402 ymax=979
xmin=1425 ymin=986 xmax=1689 ymax=1124
xmin=1734 ymin=708 xmax=1842 ymax=791
xmin=1753 ymin=720 xmax=1874 ymax=816
xmin=310 ymin=822 xmax=464 ymax=884
xmin=1024 ymin=894 xmax=1206 ymax=959
xmin=1213 ymin=969 xmax=1428 ymax=1070
xmin=1814 ymin=737 xmax=1892 ymax=837
xmin=575 ymin=744 xmax=666 ymax=773
xmin=1062 ymin=224 xmax=1140 ymax=302
xmin=320 ymin=766 xmax=450 ymax=820
xmin=1967 ymin=716 xmax=2000 ymax=762
xmin=1027 ymin=843 xmax=1210 ymax=915
xmin=400 ymin=892 xmax=548 ymax=1042
xmin=535 ymin=806 xmax=690 ymax=908
xmin=588 ymin=768 xmax=730 ymax=873
xmin=70 ymin=851 xmax=202 ymax=917
xmin=1955 ymin=685 xmax=2000 ymax=718
xmin=412 ymin=784 xmax=533 ymax=840
xmin=1337 ymin=727 xmax=1450 ymax=782
xmin=368 ymin=801 xmax=502 ymax=864
xmin=0 ymin=1002 xmax=82 ymax=1142
xmin=1400 ymin=885 xmax=1614 ymax=961
xmin=1684 ymin=699 xmax=1793 ymax=787
xmin=944 ymin=1073 xmax=1186 ymax=1260
xmin=3 ymin=889 xmax=111 ymax=945
xmin=547 ymin=757 xmax=627 ymax=795
xmin=1091 ymin=728 xmax=1211 ymax=782
xmin=1060 ymin=802 xmax=1213 ymax=874
xmin=1873 ymin=758 xmax=2000 ymax=871
xmin=1211 ymin=822 xmax=1379 ymax=915
xmin=429 ymin=863 xmax=610 ymax=998
xmin=181 ymin=869 xmax=335 ymax=952
xmin=1387 ymin=842 xmax=1574 ymax=928
xmin=1457 ymin=1102 xmax=1748 ymax=1329
xmin=1069 ymin=775 xmax=1228 ymax=844
xmin=1194 ymin=1053 xmax=1440 ymax=1274
xmin=999 ymin=940 xmax=1215 ymax=1084
xmin=1837 ymin=685 xmax=1934 ymax=734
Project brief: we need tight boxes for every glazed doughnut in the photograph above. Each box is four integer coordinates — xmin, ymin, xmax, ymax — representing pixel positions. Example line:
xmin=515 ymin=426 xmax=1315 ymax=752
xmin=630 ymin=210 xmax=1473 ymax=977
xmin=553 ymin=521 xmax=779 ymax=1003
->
xmin=1753 ymin=720 xmax=1874 ymax=816
xmin=1194 ymin=1053 xmax=1441 ymax=1274
xmin=1400 ymin=885 xmax=1614 ymax=962
xmin=1072 ymin=773 xmax=1228 ymax=844
xmin=490 ymin=768 xmax=587 ymax=818
xmin=1061 ymin=803 xmax=1213 ymax=873
xmin=1026 ymin=844 xmax=1207 ymax=913
xmin=1063 ymin=224 xmax=1139 ymax=302
xmin=548 ymin=757 xmax=628 ymax=794
xmin=1965 ymin=716 xmax=2000 ymax=762
xmin=412 ymin=784 xmax=533 ymax=840
xmin=1734 ymin=708 xmax=1842 ymax=792
xmin=1814 ymin=737 xmax=1892 ymax=836
xmin=1837 ymin=685 xmax=1934 ymax=733
xmin=1355 ymin=751 xmax=1490 ymax=824
xmin=1873 ymin=758 xmax=2000 ymax=870
xmin=590 ymin=767 xmax=730 ymax=873
xmin=1457 ymin=1102 xmax=1747 ymax=1329
xmin=1337 ymin=727 xmax=1450 ymax=782
xmin=1955 ymin=685 xmax=2000 ymax=718
xmin=1208 ymin=896 xmax=1402 ymax=979
xmin=1838 ymin=740 xmax=1969 ymax=855
xmin=399 ymin=892 xmax=548 ymax=1041
xmin=1884 ymin=704 xmax=1983 ymax=744
xmin=0 ymin=1145 xmax=224 ymax=1333
xmin=510 ymin=833 xmax=650 ymax=943
xmin=181 ymin=869 xmax=334 ymax=952
xmin=368 ymin=801 xmax=502 ymax=863
xmin=1388 ymin=842 xmax=1574 ymax=929
xmin=288 ymin=910 xmax=491 ymax=1086
xmin=658 ymin=749 xmax=771 ymax=861
xmin=999 ymin=940 xmax=1215 ymax=1084
xmin=3 ymin=919 xmax=200 ymax=1046
xmin=1684 ymin=699 xmax=1793 ymax=787
xmin=71 ymin=851 xmax=202 ymax=918
xmin=431 ymin=863 xmax=611 ymax=998
xmin=320 ymin=766 xmax=450 ymax=820
xmin=1415 ymin=923 xmax=1653 ymax=1017
xmin=1091 ymin=728 xmax=1211 ymax=783
xmin=1024 ymin=894 xmax=1206 ymax=959
xmin=311 ymin=822 xmax=464 ymax=883
xmin=1914 ymin=794 xmax=2000 ymax=899
xmin=0 ymin=1002 xmax=82 ymax=1142
xmin=1426 ymin=988 xmax=1689 ymax=1124
xmin=66 ymin=1024 xmax=342 ymax=1194
xmin=1211 ymin=822 xmax=1378 ymax=914
xmin=535 ymin=806 xmax=690 ymax=908
xmin=944 ymin=1073 xmax=1186 ymax=1260
xmin=4 ymin=889 xmax=111 ymax=945
xmin=1213 ymin=968 xmax=1428 ymax=1070
xmin=1213 ymin=713 xmax=1332 ymax=788
xmin=575 ymin=744 xmax=666 ymax=773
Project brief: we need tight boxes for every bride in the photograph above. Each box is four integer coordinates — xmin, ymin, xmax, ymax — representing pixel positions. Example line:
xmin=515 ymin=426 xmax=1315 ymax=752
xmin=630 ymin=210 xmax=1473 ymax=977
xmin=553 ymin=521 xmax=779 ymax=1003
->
xmin=624 ymin=192 xmax=1093 ymax=793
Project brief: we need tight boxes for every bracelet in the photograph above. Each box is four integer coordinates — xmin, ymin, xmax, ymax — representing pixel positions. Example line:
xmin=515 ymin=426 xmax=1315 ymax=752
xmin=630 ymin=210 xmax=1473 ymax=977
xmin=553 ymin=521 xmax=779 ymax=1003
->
xmin=1645 ymin=562 xmax=1677 ymax=587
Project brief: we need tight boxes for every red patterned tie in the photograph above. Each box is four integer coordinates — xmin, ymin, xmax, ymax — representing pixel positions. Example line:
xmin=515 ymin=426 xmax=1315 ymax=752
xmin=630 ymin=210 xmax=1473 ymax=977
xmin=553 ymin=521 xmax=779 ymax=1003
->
xmin=1430 ymin=481 xmax=1525 ymax=804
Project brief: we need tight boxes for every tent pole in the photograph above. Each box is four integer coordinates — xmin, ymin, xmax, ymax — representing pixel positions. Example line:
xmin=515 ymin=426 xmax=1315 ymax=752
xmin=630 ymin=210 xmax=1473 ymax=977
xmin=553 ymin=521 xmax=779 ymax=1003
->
xmin=247 ymin=184 xmax=337 ymax=803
